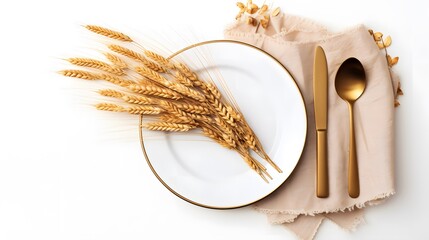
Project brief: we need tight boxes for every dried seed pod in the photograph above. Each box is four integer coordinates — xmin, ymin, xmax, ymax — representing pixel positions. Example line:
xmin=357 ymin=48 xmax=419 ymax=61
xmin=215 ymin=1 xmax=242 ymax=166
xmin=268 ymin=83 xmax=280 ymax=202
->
xmin=246 ymin=16 xmax=256 ymax=26
xmin=259 ymin=4 xmax=268 ymax=14
xmin=377 ymin=41 xmax=385 ymax=49
xmin=373 ymin=32 xmax=383 ymax=41
xmin=391 ymin=56 xmax=399 ymax=66
xmin=368 ymin=29 xmax=374 ymax=35
xmin=387 ymin=55 xmax=399 ymax=67
xmin=271 ymin=7 xmax=281 ymax=16
xmin=397 ymin=84 xmax=403 ymax=95
xmin=260 ymin=18 xmax=269 ymax=28
xmin=236 ymin=2 xmax=245 ymax=9
xmin=384 ymin=36 xmax=392 ymax=47
xmin=394 ymin=99 xmax=400 ymax=107
xmin=250 ymin=3 xmax=259 ymax=14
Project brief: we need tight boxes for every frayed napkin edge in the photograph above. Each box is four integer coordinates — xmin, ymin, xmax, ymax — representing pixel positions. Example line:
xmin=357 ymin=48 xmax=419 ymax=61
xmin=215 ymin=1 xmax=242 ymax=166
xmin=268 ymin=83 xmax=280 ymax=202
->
xmin=252 ymin=191 xmax=395 ymax=216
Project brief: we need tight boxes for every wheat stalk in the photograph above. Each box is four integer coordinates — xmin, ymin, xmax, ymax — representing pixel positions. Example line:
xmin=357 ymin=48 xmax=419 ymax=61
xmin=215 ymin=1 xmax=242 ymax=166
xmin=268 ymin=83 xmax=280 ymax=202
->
xmin=206 ymin=83 xmax=221 ymax=99
xmin=126 ymin=105 xmax=162 ymax=115
xmin=202 ymin=126 xmax=232 ymax=149
xmin=108 ymin=44 xmax=145 ymax=61
xmin=104 ymin=53 xmax=128 ymax=69
xmin=128 ymin=84 xmax=182 ymax=99
xmin=63 ymin=30 xmax=281 ymax=182
xmin=122 ymin=94 xmax=153 ymax=105
xmin=144 ymin=122 xmax=195 ymax=132
xmin=97 ymin=74 xmax=134 ymax=87
xmin=135 ymin=66 xmax=170 ymax=86
xmin=169 ymin=82 xmax=206 ymax=102
xmin=174 ymin=102 xmax=211 ymax=115
xmin=108 ymin=45 xmax=167 ymax=72
xmin=159 ymin=114 xmax=194 ymax=124
xmin=98 ymin=89 xmax=124 ymax=98
xmin=95 ymin=103 xmax=125 ymax=112
xmin=144 ymin=50 xmax=175 ymax=69
xmin=60 ymin=69 xmax=98 ymax=80
xmin=67 ymin=58 xmax=124 ymax=75
xmin=210 ymin=98 xmax=236 ymax=127
xmin=175 ymin=62 xmax=199 ymax=82
xmin=85 ymin=25 xmax=133 ymax=42
xmin=160 ymin=100 xmax=195 ymax=123
xmin=174 ymin=72 xmax=194 ymax=87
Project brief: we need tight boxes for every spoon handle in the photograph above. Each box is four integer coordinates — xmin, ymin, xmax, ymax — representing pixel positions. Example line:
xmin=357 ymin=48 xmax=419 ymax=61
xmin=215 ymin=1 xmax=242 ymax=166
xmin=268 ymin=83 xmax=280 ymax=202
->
xmin=348 ymin=102 xmax=360 ymax=198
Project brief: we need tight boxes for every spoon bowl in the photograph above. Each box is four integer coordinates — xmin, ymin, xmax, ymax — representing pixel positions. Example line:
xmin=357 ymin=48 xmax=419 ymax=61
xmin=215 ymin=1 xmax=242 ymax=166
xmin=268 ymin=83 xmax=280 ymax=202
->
xmin=335 ymin=57 xmax=366 ymax=198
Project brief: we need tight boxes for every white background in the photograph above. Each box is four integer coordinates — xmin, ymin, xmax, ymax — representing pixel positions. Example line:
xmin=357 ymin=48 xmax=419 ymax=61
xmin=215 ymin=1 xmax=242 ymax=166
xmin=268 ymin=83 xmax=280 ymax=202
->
xmin=0 ymin=0 xmax=427 ymax=239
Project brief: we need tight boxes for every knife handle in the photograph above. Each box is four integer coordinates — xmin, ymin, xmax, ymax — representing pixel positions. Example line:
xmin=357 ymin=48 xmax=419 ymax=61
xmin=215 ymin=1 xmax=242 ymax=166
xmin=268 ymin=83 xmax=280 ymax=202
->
xmin=316 ymin=130 xmax=329 ymax=198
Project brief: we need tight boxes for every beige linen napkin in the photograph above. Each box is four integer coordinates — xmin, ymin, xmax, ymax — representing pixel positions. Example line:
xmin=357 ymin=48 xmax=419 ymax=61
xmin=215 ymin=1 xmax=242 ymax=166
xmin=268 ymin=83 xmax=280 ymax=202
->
xmin=225 ymin=14 xmax=400 ymax=239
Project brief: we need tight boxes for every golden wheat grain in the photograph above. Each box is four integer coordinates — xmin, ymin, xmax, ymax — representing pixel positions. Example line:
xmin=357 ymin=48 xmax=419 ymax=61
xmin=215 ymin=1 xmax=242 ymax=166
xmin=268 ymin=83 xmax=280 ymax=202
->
xmin=205 ymin=83 xmax=221 ymax=99
xmin=202 ymin=127 xmax=231 ymax=149
xmin=104 ymin=53 xmax=128 ymax=69
xmin=95 ymin=103 xmax=125 ymax=112
xmin=174 ymin=72 xmax=194 ymax=87
xmin=122 ymin=94 xmax=153 ymax=105
xmin=144 ymin=50 xmax=174 ymax=69
xmin=126 ymin=105 xmax=162 ymax=115
xmin=144 ymin=122 xmax=195 ymax=132
xmin=60 ymin=69 xmax=98 ymax=80
xmin=67 ymin=58 xmax=124 ymax=75
xmin=98 ymin=89 xmax=124 ymax=98
xmin=108 ymin=45 xmax=146 ymax=62
xmin=108 ymin=45 xmax=166 ymax=72
xmin=169 ymin=82 xmax=206 ymax=102
xmin=221 ymin=133 xmax=236 ymax=148
xmin=214 ymin=117 xmax=234 ymax=136
xmin=175 ymin=62 xmax=199 ymax=82
xmin=226 ymin=105 xmax=242 ymax=121
xmin=244 ymin=133 xmax=257 ymax=151
xmin=143 ymin=60 xmax=167 ymax=73
xmin=97 ymin=74 xmax=134 ymax=87
xmin=160 ymin=101 xmax=195 ymax=123
xmin=174 ymin=102 xmax=211 ymax=115
xmin=159 ymin=114 xmax=193 ymax=124
xmin=85 ymin=25 xmax=133 ymax=42
xmin=128 ymin=84 xmax=182 ymax=99
xmin=186 ymin=112 xmax=213 ymax=123
xmin=210 ymin=98 xmax=236 ymax=127
xmin=135 ymin=66 xmax=170 ymax=86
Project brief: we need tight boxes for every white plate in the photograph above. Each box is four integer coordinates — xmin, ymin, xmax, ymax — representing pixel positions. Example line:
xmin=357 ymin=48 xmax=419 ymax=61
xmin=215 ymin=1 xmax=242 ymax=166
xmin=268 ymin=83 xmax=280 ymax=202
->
xmin=140 ymin=40 xmax=307 ymax=209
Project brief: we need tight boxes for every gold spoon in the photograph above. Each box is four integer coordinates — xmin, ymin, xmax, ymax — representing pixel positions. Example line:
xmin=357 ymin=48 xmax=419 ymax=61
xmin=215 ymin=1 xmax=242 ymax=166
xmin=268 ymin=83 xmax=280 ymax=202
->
xmin=335 ymin=57 xmax=366 ymax=198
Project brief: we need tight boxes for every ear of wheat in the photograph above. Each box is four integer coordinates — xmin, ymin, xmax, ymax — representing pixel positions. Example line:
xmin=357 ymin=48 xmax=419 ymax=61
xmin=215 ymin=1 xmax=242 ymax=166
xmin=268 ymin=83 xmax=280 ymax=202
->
xmin=85 ymin=25 xmax=133 ymax=42
xmin=61 ymin=25 xmax=280 ymax=182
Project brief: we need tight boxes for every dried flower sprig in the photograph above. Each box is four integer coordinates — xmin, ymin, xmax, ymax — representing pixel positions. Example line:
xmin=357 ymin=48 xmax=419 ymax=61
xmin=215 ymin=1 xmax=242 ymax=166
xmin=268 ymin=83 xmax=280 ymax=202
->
xmin=235 ymin=1 xmax=281 ymax=30
xmin=61 ymin=25 xmax=281 ymax=182
xmin=368 ymin=29 xmax=403 ymax=107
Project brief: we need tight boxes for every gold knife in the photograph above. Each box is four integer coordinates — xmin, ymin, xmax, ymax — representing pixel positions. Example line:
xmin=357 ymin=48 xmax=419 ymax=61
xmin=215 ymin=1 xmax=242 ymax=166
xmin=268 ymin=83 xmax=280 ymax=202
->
xmin=313 ymin=46 xmax=329 ymax=198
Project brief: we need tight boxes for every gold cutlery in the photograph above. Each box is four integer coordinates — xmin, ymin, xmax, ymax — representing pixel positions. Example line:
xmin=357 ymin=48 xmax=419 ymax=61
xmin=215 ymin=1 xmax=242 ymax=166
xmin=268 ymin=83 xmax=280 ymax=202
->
xmin=313 ymin=46 xmax=329 ymax=198
xmin=335 ymin=57 xmax=366 ymax=198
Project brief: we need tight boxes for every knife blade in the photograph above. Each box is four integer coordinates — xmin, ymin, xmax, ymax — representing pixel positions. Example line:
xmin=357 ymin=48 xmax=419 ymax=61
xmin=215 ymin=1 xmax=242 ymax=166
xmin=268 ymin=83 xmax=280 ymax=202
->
xmin=313 ymin=46 xmax=329 ymax=198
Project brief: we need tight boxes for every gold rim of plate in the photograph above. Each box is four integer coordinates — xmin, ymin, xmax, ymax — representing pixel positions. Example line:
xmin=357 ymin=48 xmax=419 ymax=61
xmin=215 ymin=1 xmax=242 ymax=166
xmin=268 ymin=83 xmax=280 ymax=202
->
xmin=138 ymin=39 xmax=308 ymax=209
